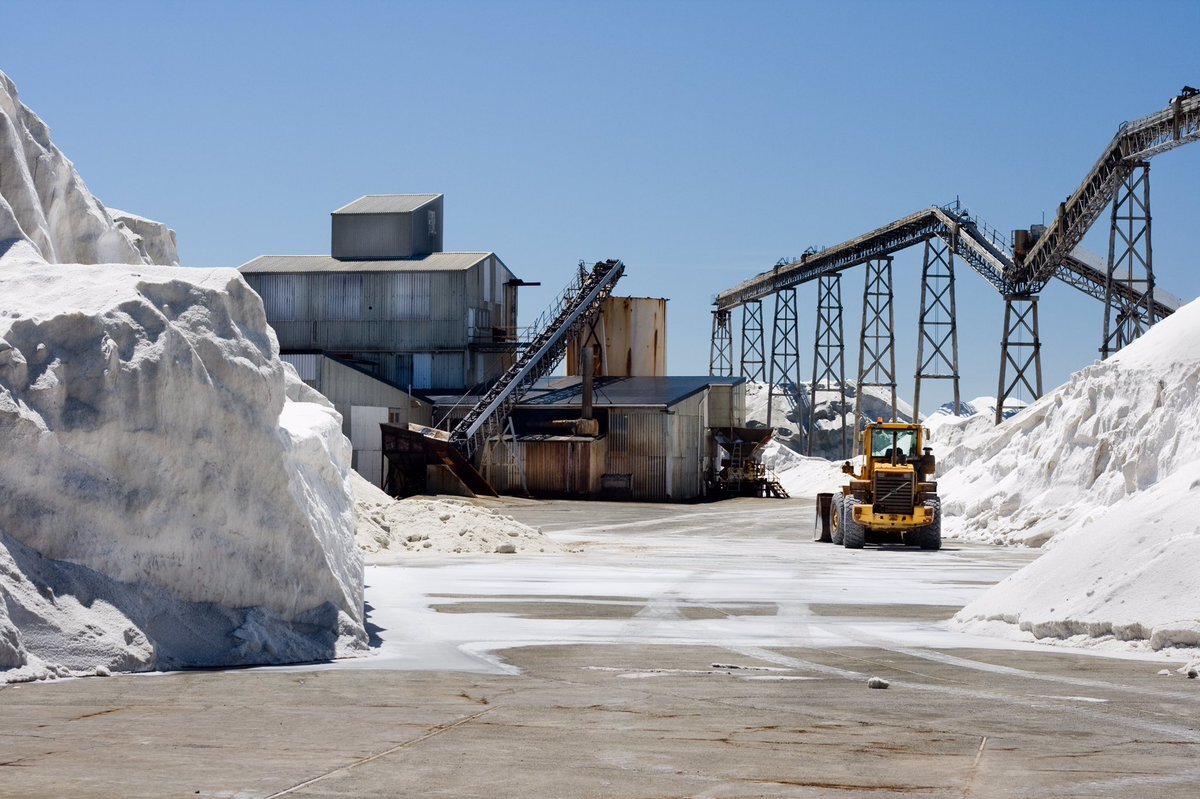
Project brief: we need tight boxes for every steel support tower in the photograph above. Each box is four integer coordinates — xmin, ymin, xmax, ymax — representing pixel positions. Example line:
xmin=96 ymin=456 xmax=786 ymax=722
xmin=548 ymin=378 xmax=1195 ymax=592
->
xmin=853 ymin=257 xmax=898 ymax=431
xmin=709 ymin=309 xmax=734 ymax=377
xmin=995 ymin=294 xmax=1042 ymax=424
xmin=1101 ymin=162 xmax=1155 ymax=358
xmin=766 ymin=289 xmax=801 ymax=432
xmin=740 ymin=301 xmax=766 ymax=381
xmin=809 ymin=273 xmax=847 ymax=458
xmin=913 ymin=238 xmax=961 ymax=419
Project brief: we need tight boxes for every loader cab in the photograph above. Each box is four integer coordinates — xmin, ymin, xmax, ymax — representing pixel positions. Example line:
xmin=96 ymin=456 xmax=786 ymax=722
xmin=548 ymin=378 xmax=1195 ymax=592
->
xmin=866 ymin=424 xmax=922 ymax=468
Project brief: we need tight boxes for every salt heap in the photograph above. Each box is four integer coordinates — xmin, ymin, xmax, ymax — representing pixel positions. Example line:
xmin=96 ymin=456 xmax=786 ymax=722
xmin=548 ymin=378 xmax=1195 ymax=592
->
xmin=0 ymin=72 xmax=176 ymax=266
xmin=947 ymin=296 xmax=1200 ymax=656
xmin=350 ymin=472 xmax=561 ymax=559
xmin=0 ymin=71 xmax=364 ymax=681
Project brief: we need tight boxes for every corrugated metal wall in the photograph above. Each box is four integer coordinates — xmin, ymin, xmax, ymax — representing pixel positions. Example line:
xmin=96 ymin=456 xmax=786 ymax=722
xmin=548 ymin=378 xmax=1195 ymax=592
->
xmin=605 ymin=410 xmax=669 ymax=500
xmin=486 ymin=438 xmax=605 ymax=496
xmin=668 ymin=393 xmax=705 ymax=500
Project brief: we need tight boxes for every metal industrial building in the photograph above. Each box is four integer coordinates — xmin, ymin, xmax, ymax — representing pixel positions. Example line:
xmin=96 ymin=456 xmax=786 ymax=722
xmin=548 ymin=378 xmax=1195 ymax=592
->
xmin=241 ymin=194 xmax=519 ymax=392
xmin=240 ymin=194 xmax=516 ymax=486
xmin=480 ymin=375 xmax=747 ymax=501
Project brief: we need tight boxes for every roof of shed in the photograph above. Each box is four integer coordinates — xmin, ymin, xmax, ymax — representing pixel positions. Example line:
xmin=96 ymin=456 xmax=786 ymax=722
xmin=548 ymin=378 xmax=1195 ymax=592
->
xmin=239 ymin=252 xmax=492 ymax=274
xmin=332 ymin=194 xmax=441 ymax=215
xmin=519 ymin=375 xmax=746 ymax=409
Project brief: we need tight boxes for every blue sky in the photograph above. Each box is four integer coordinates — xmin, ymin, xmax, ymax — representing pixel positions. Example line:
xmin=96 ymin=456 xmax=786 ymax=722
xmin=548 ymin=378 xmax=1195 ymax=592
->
xmin=4 ymin=0 xmax=1198 ymax=411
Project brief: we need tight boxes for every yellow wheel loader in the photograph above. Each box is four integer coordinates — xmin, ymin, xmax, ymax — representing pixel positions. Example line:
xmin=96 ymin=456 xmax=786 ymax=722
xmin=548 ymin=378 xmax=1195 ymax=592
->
xmin=821 ymin=421 xmax=941 ymax=550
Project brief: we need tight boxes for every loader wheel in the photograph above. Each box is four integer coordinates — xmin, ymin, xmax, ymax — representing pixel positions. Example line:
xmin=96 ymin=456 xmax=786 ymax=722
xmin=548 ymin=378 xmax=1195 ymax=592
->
xmin=830 ymin=493 xmax=844 ymax=545
xmin=842 ymin=498 xmax=865 ymax=549
xmin=919 ymin=497 xmax=942 ymax=551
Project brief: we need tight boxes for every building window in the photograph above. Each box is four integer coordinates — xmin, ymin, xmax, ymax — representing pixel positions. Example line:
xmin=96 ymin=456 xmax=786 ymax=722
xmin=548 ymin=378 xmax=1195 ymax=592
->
xmin=427 ymin=209 xmax=437 ymax=235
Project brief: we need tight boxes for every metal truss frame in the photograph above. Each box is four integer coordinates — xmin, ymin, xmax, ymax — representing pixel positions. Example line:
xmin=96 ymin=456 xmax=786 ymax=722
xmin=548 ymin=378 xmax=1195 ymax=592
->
xmin=854 ymin=258 xmax=898 ymax=430
xmin=740 ymin=301 xmax=766 ymax=381
xmin=709 ymin=309 xmax=733 ymax=377
xmin=1102 ymin=163 xmax=1155 ymax=358
xmin=913 ymin=237 xmax=961 ymax=419
xmin=766 ymin=289 xmax=801 ymax=433
xmin=809 ymin=273 xmax=847 ymax=458
xmin=996 ymin=294 xmax=1043 ymax=424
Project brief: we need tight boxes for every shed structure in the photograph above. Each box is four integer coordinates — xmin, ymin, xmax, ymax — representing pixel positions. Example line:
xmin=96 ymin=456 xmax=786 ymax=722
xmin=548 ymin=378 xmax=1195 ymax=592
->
xmin=479 ymin=375 xmax=747 ymax=502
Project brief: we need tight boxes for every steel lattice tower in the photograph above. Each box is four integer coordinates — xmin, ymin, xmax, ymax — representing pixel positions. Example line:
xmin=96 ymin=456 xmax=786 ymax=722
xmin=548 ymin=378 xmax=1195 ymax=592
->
xmin=854 ymin=258 xmax=898 ymax=432
xmin=1102 ymin=163 xmax=1155 ymax=358
xmin=766 ymin=289 xmax=801 ymax=433
xmin=709 ymin=309 xmax=733 ymax=377
xmin=995 ymin=294 xmax=1042 ymax=423
xmin=913 ymin=238 xmax=961 ymax=419
xmin=740 ymin=301 xmax=766 ymax=381
xmin=809 ymin=273 xmax=847 ymax=458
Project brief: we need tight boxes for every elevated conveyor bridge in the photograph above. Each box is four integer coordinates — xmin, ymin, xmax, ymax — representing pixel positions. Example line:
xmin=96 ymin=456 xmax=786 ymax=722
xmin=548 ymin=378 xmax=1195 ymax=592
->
xmin=711 ymin=87 xmax=1198 ymax=437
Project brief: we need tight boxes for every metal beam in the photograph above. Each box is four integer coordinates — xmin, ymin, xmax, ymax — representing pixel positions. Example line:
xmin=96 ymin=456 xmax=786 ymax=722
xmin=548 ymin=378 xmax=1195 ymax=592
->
xmin=740 ymin=301 xmax=766 ymax=381
xmin=709 ymin=309 xmax=734 ymax=377
xmin=854 ymin=258 xmax=898 ymax=432
xmin=913 ymin=237 xmax=961 ymax=419
xmin=996 ymin=294 xmax=1042 ymax=424
xmin=809 ymin=273 xmax=847 ymax=459
xmin=1102 ymin=163 xmax=1155 ymax=358
xmin=766 ymin=289 xmax=801 ymax=434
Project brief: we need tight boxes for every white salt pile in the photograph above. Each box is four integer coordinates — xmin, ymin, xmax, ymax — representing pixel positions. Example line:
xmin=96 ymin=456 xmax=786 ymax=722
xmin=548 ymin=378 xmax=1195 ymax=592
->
xmin=0 ymin=72 xmax=177 ymax=266
xmin=946 ymin=295 xmax=1200 ymax=658
xmin=761 ymin=440 xmax=846 ymax=497
xmin=350 ymin=472 xmax=561 ymax=559
xmin=0 ymin=70 xmax=364 ymax=682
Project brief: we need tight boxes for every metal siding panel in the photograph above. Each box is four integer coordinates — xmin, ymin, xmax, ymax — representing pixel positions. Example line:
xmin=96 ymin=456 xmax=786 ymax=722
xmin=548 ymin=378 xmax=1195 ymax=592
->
xmin=331 ymin=213 xmax=411 ymax=259
xmin=280 ymin=353 xmax=320 ymax=382
xmin=432 ymin=352 xmax=464 ymax=388
xmin=627 ymin=410 xmax=668 ymax=500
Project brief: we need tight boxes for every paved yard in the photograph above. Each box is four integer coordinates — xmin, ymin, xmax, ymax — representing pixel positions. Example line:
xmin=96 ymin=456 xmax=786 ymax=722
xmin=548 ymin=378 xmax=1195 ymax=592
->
xmin=2 ymin=498 xmax=1197 ymax=798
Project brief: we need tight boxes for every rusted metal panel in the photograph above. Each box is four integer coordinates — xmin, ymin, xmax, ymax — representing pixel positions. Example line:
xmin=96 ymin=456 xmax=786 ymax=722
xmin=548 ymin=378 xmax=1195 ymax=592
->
xmin=567 ymin=296 xmax=667 ymax=377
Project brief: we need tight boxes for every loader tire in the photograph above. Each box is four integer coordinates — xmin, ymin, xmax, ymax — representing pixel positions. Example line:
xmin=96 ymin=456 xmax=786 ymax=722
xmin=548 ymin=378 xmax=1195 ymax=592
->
xmin=920 ymin=497 xmax=942 ymax=551
xmin=830 ymin=493 xmax=844 ymax=545
xmin=842 ymin=498 xmax=866 ymax=549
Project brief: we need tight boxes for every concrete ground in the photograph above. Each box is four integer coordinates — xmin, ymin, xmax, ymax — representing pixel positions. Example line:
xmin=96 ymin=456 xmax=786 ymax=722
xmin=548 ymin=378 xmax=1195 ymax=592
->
xmin=2 ymin=499 xmax=1198 ymax=798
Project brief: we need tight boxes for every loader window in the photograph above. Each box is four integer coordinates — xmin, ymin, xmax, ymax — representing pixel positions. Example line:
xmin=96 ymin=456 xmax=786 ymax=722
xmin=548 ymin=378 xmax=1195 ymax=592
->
xmin=870 ymin=430 xmax=893 ymax=458
xmin=870 ymin=429 xmax=919 ymax=460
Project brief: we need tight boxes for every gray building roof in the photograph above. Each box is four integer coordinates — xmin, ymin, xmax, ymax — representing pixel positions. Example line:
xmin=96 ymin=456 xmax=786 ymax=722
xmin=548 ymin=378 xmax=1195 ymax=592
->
xmin=520 ymin=376 xmax=746 ymax=409
xmin=332 ymin=194 xmax=441 ymax=215
xmin=239 ymin=252 xmax=493 ymax=274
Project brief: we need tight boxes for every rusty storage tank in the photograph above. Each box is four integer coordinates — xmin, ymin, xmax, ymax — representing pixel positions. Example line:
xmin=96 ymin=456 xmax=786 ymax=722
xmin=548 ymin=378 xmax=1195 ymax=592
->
xmin=567 ymin=296 xmax=667 ymax=377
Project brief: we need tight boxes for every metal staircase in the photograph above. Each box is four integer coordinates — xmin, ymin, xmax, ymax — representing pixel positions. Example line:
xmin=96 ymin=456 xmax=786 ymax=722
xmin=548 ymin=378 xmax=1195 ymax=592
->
xmin=449 ymin=259 xmax=625 ymax=459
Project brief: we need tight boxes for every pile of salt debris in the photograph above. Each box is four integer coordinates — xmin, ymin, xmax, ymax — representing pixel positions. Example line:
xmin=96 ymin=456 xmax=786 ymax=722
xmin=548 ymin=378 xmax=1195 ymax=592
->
xmin=350 ymin=473 xmax=561 ymax=558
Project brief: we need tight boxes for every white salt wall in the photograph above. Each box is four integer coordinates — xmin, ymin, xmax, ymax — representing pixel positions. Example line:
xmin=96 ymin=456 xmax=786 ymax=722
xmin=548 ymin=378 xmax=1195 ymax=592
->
xmin=938 ymin=300 xmax=1200 ymax=547
xmin=0 ymin=243 xmax=365 ymax=679
xmin=945 ymin=296 xmax=1200 ymax=655
xmin=0 ymin=71 xmax=177 ymax=265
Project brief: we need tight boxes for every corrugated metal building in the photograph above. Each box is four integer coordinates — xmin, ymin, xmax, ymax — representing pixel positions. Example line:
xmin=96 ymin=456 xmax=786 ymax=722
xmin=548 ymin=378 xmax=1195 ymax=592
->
xmin=240 ymin=194 xmax=518 ymax=488
xmin=481 ymin=375 xmax=746 ymax=502
xmin=241 ymin=194 xmax=519 ymax=391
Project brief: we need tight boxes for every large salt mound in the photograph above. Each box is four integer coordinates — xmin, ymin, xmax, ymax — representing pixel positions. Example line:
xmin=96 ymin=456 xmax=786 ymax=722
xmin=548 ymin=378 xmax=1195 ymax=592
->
xmin=0 ymin=244 xmax=366 ymax=681
xmin=0 ymin=71 xmax=177 ymax=265
xmin=947 ymin=294 xmax=1200 ymax=656
xmin=937 ymin=299 xmax=1200 ymax=547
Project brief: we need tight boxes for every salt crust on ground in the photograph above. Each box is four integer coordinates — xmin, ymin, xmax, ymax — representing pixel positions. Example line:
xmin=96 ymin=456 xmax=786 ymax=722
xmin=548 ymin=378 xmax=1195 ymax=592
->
xmin=946 ymin=295 xmax=1200 ymax=659
xmin=349 ymin=472 xmax=562 ymax=560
